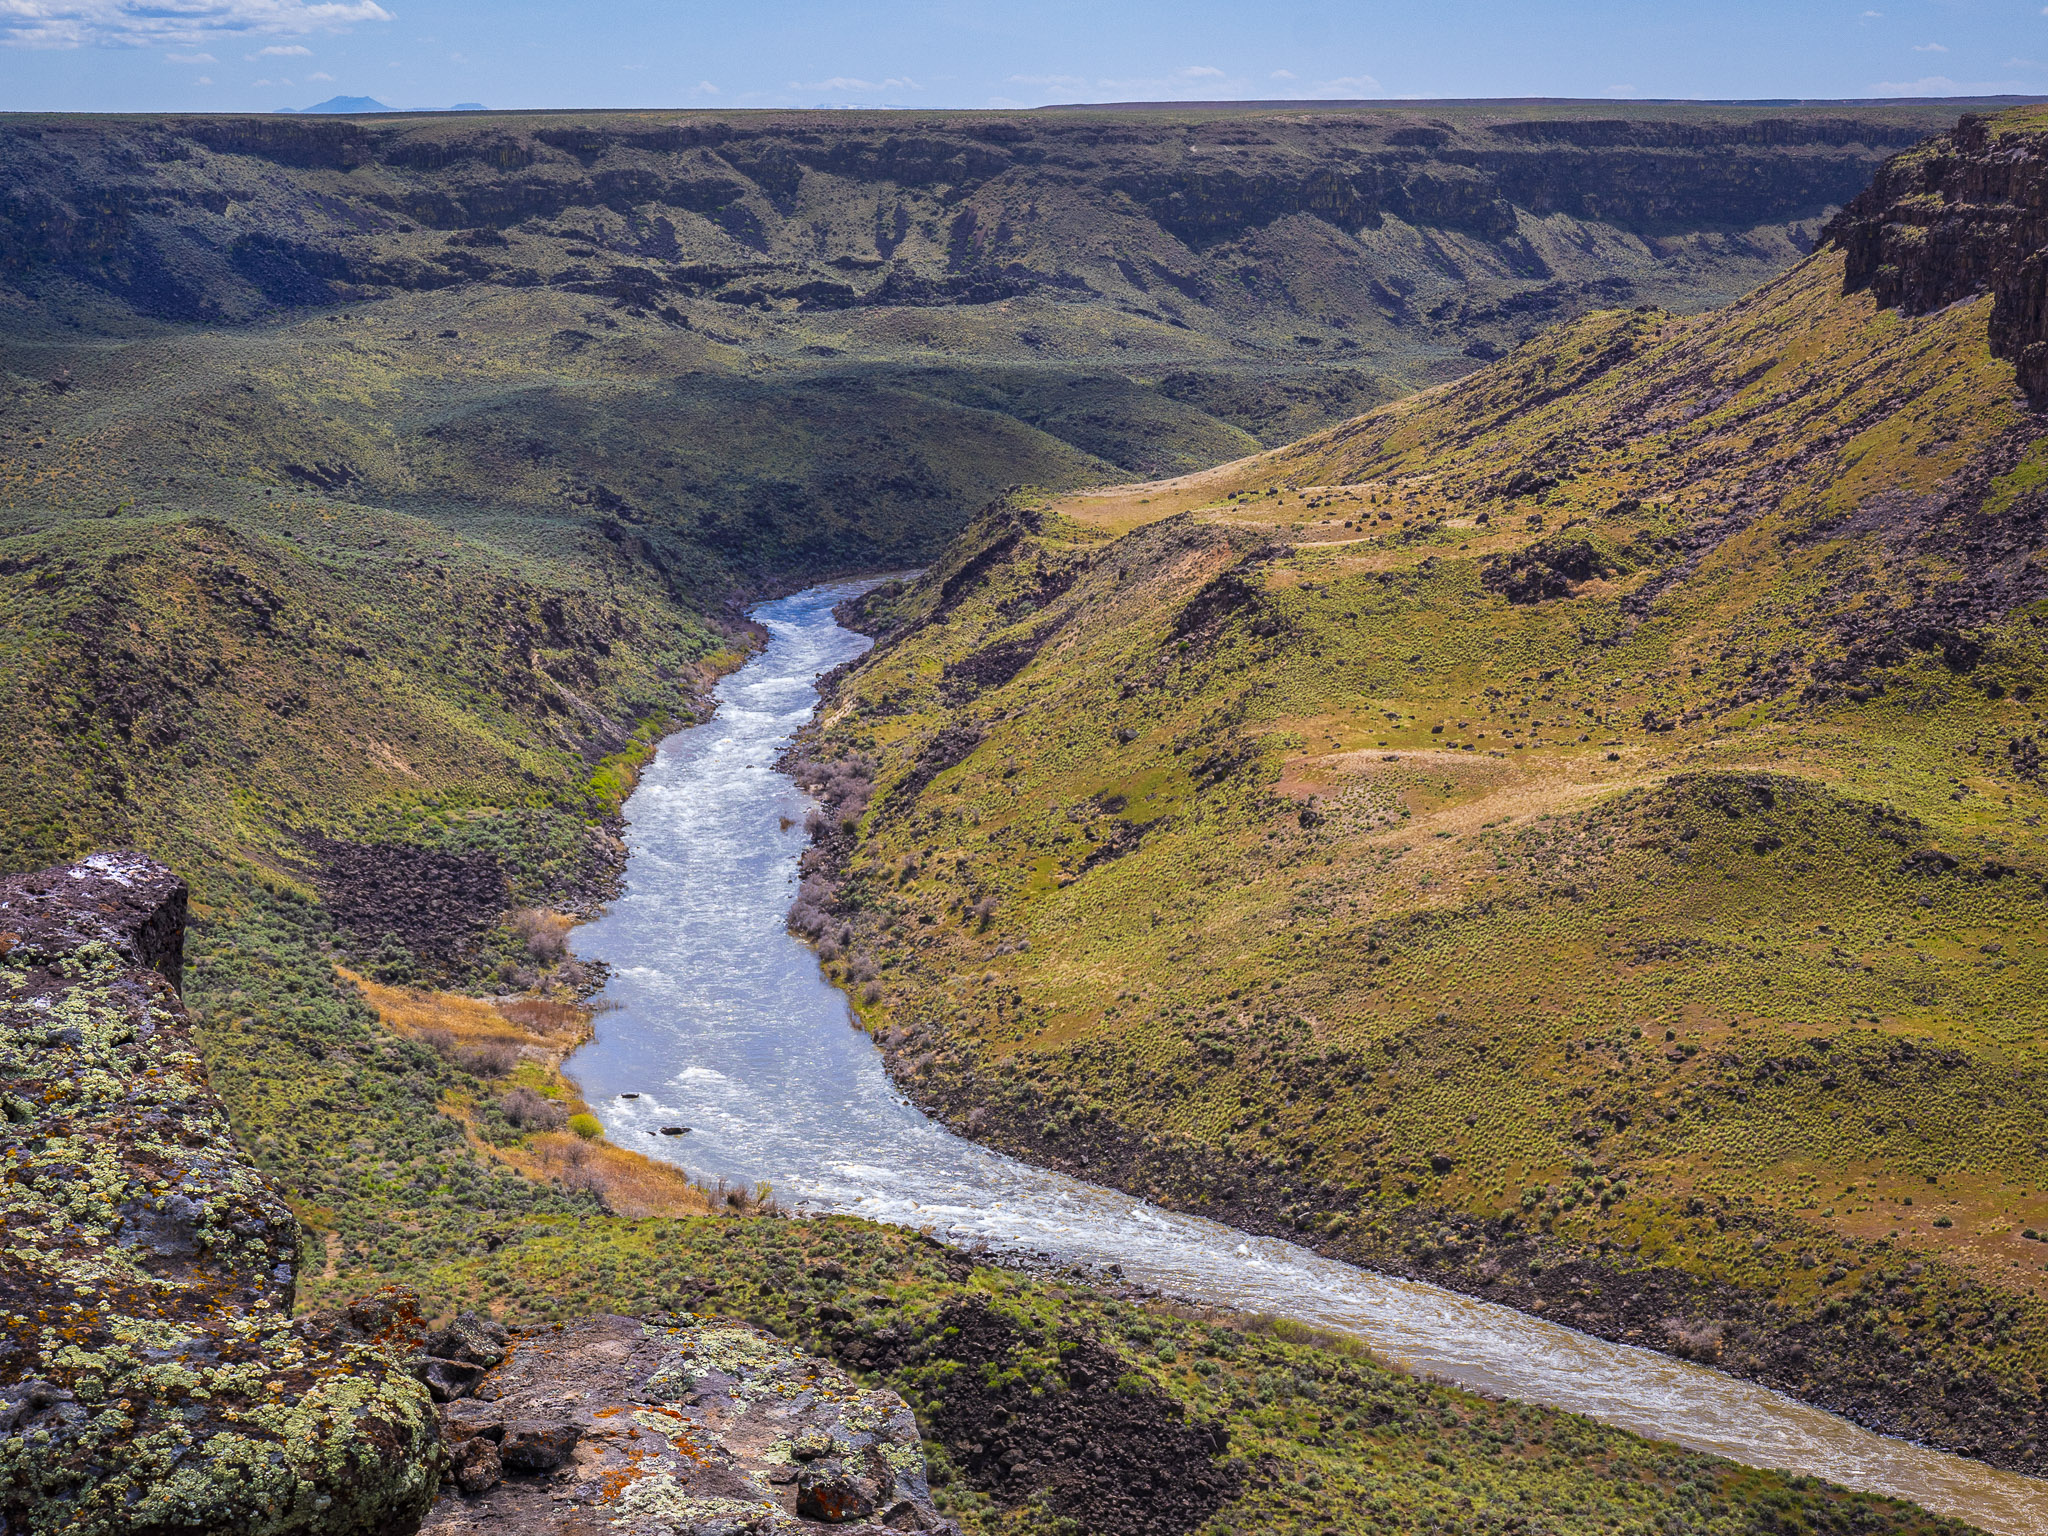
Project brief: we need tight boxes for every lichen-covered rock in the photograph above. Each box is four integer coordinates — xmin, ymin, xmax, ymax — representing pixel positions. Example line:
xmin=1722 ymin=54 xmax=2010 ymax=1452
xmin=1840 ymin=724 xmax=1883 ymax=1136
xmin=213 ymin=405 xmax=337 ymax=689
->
xmin=422 ymin=1313 xmax=957 ymax=1535
xmin=0 ymin=854 xmax=440 ymax=1536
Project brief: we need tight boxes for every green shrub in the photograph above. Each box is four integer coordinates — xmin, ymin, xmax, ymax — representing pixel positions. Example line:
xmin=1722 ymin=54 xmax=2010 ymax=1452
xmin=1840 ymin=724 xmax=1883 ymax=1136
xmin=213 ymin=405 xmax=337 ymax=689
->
xmin=568 ymin=1113 xmax=603 ymax=1140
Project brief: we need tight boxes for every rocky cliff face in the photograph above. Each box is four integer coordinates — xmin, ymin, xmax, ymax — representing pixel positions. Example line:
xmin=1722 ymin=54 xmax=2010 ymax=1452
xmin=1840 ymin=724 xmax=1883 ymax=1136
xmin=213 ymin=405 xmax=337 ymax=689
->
xmin=0 ymin=103 xmax=1973 ymax=368
xmin=0 ymin=854 xmax=962 ymax=1536
xmin=0 ymin=853 xmax=441 ymax=1534
xmin=1826 ymin=107 xmax=2048 ymax=395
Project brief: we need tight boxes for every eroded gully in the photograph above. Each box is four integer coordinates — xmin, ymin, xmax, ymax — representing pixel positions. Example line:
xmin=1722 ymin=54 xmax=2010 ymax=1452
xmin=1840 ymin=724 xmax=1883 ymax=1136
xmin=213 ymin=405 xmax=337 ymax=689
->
xmin=568 ymin=578 xmax=2048 ymax=1536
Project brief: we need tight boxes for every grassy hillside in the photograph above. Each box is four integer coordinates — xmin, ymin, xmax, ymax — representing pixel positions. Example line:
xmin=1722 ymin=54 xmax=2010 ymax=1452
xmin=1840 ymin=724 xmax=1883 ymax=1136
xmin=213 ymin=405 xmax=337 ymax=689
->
xmin=792 ymin=108 xmax=2048 ymax=1474
xmin=0 ymin=103 xmax=2025 ymax=1534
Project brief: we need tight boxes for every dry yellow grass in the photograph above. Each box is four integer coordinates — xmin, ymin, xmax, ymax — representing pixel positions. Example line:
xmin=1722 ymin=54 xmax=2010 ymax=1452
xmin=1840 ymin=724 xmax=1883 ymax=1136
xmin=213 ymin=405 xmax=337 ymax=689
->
xmin=497 ymin=1130 xmax=718 ymax=1219
xmin=338 ymin=968 xmax=719 ymax=1218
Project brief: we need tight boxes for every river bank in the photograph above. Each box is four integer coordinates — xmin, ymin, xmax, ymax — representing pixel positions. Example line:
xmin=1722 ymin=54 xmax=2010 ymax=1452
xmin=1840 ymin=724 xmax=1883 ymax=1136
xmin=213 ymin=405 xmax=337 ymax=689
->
xmin=556 ymin=579 xmax=2048 ymax=1536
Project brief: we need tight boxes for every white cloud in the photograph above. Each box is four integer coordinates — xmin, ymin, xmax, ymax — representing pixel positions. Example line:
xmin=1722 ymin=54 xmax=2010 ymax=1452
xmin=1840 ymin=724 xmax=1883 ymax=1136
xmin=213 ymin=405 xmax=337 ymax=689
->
xmin=1869 ymin=72 xmax=2024 ymax=94
xmin=1309 ymin=74 xmax=1381 ymax=95
xmin=1860 ymin=8 xmax=1881 ymax=16
xmin=1081 ymin=62 xmax=1254 ymax=98
xmin=1270 ymin=68 xmax=1297 ymax=80
xmin=691 ymin=79 xmax=718 ymax=94
xmin=3 ymin=0 xmax=394 ymax=50
xmin=251 ymin=74 xmax=287 ymax=84
xmin=164 ymin=48 xmax=212 ymax=62
xmin=195 ymin=72 xmax=209 ymax=82
xmin=786 ymin=74 xmax=920 ymax=93
xmin=1913 ymin=42 xmax=1948 ymax=52
xmin=248 ymin=41 xmax=309 ymax=55
xmin=307 ymin=68 xmax=329 ymax=78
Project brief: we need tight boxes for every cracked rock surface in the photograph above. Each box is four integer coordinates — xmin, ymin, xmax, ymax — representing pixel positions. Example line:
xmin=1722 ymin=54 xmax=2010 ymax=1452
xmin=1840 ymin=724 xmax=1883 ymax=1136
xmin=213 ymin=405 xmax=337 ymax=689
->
xmin=0 ymin=854 xmax=439 ymax=1536
xmin=422 ymin=1312 xmax=956 ymax=1536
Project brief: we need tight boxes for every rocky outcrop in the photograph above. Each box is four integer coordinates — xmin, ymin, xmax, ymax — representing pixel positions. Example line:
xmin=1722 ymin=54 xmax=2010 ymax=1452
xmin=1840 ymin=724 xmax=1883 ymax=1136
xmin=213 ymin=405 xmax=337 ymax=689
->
xmin=420 ymin=1313 xmax=955 ymax=1535
xmin=1826 ymin=108 xmax=2048 ymax=395
xmin=0 ymin=854 xmax=440 ymax=1535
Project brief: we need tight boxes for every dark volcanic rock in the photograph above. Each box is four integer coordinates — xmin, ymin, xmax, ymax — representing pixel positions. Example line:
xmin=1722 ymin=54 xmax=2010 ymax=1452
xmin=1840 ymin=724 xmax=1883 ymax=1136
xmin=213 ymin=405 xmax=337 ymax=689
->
xmin=1827 ymin=110 xmax=2048 ymax=397
xmin=0 ymin=855 xmax=440 ymax=1535
xmin=865 ymin=1299 xmax=1240 ymax=1536
xmin=0 ymin=849 xmax=187 ymax=987
xmin=304 ymin=833 xmax=510 ymax=963
xmin=1480 ymin=535 xmax=1613 ymax=603
xmin=421 ymin=1313 xmax=955 ymax=1535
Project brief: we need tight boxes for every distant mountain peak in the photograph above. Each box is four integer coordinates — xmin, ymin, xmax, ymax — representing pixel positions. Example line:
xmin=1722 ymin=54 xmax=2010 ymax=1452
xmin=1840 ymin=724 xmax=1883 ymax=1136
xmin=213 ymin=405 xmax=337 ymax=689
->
xmin=284 ymin=95 xmax=391 ymax=114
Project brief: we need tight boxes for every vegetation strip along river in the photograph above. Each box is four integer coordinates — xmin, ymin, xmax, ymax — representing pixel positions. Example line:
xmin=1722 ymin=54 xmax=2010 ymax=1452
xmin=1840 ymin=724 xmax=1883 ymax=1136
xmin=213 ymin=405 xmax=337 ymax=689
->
xmin=569 ymin=578 xmax=2048 ymax=1536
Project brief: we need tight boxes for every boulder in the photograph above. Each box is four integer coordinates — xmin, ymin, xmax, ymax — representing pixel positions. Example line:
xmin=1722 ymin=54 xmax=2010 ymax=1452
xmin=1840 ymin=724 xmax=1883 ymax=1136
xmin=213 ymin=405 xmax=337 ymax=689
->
xmin=420 ymin=1313 xmax=955 ymax=1535
xmin=452 ymin=1435 xmax=504 ymax=1497
xmin=499 ymin=1419 xmax=584 ymax=1472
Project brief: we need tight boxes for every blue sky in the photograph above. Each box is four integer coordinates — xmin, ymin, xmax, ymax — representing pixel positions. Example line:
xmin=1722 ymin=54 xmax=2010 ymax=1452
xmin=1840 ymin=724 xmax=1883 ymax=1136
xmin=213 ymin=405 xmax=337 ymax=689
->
xmin=2 ymin=0 xmax=2042 ymax=114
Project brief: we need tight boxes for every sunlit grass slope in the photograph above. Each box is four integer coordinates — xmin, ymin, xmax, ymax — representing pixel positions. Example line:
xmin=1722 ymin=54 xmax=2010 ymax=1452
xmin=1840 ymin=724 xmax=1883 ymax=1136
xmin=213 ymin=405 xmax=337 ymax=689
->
xmin=797 ymin=125 xmax=2048 ymax=1471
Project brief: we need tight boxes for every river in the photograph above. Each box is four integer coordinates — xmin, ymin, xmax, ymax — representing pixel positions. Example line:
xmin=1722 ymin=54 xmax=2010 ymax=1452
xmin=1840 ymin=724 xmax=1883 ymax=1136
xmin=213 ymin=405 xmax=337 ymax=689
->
xmin=568 ymin=577 xmax=2048 ymax=1536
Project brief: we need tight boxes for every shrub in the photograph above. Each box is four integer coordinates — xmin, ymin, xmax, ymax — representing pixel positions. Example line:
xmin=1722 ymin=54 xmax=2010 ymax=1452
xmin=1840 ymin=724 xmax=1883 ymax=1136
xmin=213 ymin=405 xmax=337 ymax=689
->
xmin=510 ymin=907 xmax=572 ymax=963
xmin=500 ymin=1086 xmax=567 ymax=1130
xmin=568 ymin=1112 xmax=603 ymax=1140
xmin=369 ymin=931 xmax=415 ymax=984
xmin=457 ymin=1041 xmax=520 ymax=1078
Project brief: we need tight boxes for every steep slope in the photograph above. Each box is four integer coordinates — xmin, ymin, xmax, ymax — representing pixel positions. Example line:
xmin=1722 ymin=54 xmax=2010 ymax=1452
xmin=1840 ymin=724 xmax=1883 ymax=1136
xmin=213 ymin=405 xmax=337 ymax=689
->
xmin=794 ymin=107 xmax=2048 ymax=1472
xmin=0 ymin=99 xmax=1987 ymax=535
xmin=0 ymin=102 xmax=2027 ymax=1534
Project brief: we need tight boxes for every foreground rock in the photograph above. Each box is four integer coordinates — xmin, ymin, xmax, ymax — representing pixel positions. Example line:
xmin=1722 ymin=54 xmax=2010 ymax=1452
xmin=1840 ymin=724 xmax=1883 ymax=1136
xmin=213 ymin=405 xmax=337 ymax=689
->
xmin=0 ymin=854 xmax=439 ymax=1535
xmin=422 ymin=1312 xmax=955 ymax=1535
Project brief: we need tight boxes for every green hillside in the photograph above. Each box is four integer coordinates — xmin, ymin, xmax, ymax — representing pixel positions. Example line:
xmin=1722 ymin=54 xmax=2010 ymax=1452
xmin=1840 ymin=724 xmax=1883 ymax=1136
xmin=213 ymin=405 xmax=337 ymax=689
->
xmin=0 ymin=101 xmax=2033 ymax=1535
xmin=793 ymin=106 xmax=2048 ymax=1474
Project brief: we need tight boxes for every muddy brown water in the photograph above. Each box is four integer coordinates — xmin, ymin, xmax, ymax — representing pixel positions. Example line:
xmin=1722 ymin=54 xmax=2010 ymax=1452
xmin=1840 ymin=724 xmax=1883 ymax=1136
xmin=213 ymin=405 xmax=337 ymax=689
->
xmin=568 ymin=578 xmax=2048 ymax=1535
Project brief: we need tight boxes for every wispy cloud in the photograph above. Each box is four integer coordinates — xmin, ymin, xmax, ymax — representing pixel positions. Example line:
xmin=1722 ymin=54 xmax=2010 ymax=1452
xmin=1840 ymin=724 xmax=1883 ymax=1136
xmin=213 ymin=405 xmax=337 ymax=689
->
xmin=1087 ymin=64 xmax=1249 ymax=98
xmin=164 ymin=49 xmax=213 ymax=62
xmin=248 ymin=42 xmax=311 ymax=57
xmin=1270 ymin=68 xmax=1297 ymax=80
xmin=1913 ymin=42 xmax=1948 ymax=53
xmin=691 ymin=79 xmax=718 ymax=95
xmin=307 ymin=67 xmax=329 ymax=78
xmin=3 ymin=0 xmax=395 ymax=50
xmin=1308 ymin=73 xmax=1381 ymax=96
xmin=1869 ymin=72 xmax=2024 ymax=95
xmin=786 ymin=74 xmax=920 ymax=93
